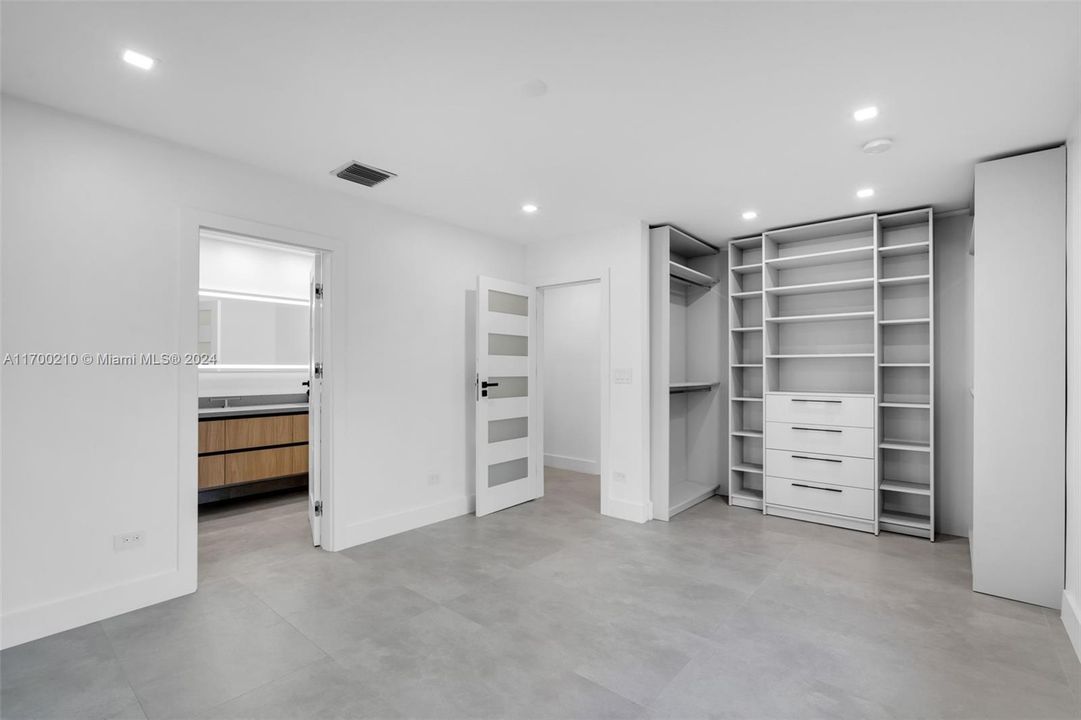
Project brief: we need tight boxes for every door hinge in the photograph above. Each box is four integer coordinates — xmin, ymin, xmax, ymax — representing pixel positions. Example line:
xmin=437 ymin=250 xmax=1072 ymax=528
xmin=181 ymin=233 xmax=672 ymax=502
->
xmin=314 ymin=501 xmax=323 ymax=517
xmin=314 ymin=362 xmax=323 ymax=378
xmin=314 ymin=283 xmax=324 ymax=299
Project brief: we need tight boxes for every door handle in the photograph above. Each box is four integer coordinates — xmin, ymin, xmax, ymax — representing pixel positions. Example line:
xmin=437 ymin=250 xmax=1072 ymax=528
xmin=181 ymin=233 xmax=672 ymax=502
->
xmin=792 ymin=454 xmax=842 ymax=463
xmin=791 ymin=426 xmax=842 ymax=433
xmin=480 ymin=380 xmax=500 ymax=398
xmin=791 ymin=483 xmax=842 ymax=493
xmin=791 ymin=399 xmax=842 ymax=404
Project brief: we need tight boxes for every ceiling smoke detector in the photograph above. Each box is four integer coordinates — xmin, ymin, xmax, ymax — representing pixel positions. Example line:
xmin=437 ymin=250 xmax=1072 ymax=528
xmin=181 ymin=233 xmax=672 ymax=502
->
xmin=862 ymin=138 xmax=894 ymax=154
xmin=333 ymin=161 xmax=396 ymax=187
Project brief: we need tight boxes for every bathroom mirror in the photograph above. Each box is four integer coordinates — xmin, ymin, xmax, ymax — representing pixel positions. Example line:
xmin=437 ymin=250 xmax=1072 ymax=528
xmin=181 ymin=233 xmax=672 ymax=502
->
xmin=198 ymin=296 xmax=309 ymax=367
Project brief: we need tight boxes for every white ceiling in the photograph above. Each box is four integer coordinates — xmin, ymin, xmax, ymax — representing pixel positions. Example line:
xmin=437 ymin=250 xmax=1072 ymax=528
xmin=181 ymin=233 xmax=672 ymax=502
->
xmin=3 ymin=2 xmax=1079 ymax=244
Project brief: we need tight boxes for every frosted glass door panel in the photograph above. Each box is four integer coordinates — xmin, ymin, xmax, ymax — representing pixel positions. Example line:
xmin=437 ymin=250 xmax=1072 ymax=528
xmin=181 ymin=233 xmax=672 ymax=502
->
xmin=489 ymin=417 xmax=528 ymax=443
xmin=488 ymin=290 xmax=528 ymax=316
xmin=486 ymin=377 xmax=528 ymax=399
xmin=489 ymin=457 xmax=529 ymax=487
xmin=489 ymin=333 xmax=528 ymax=356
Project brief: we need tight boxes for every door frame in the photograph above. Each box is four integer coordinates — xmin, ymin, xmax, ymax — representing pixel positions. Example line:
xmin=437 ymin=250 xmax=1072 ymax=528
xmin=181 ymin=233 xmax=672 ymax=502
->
xmin=534 ymin=271 xmax=612 ymax=515
xmin=179 ymin=210 xmax=348 ymax=590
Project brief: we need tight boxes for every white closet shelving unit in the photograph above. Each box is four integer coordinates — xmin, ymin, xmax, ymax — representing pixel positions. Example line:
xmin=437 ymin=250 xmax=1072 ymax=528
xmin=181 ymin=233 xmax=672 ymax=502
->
xmin=727 ymin=236 xmax=765 ymax=509
xmin=876 ymin=209 xmax=935 ymax=540
xmin=650 ymin=225 xmax=726 ymax=520
xmin=725 ymin=209 xmax=935 ymax=540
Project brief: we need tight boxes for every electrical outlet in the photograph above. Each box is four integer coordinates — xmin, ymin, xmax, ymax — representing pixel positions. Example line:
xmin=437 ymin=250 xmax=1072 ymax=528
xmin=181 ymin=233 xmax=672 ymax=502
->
xmin=613 ymin=471 xmax=627 ymax=484
xmin=614 ymin=368 xmax=633 ymax=384
xmin=427 ymin=473 xmax=441 ymax=486
xmin=113 ymin=531 xmax=145 ymax=551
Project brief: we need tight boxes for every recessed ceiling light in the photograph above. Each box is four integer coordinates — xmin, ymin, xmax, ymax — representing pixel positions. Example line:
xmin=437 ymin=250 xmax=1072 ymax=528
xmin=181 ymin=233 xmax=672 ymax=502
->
xmin=853 ymin=106 xmax=878 ymax=122
xmin=862 ymin=138 xmax=893 ymax=154
xmin=741 ymin=210 xmax=758 ymax=221
xmin=521 ymin=203 xmax=538 ymax=214
xmin=856 ymin=187 xmax=875 ymax=199
xmin=122 ymin=49 xmax=155 ymax=70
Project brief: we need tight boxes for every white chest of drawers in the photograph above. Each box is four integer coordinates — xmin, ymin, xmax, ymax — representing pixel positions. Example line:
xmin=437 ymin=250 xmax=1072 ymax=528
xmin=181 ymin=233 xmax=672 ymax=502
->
xmin=763 ymin=392 xmax=876 ymax=533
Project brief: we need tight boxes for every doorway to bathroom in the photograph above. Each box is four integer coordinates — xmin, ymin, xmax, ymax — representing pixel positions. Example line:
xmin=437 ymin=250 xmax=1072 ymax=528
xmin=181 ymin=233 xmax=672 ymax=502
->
xmin=195 ymin=228 xmax=327 ymax=552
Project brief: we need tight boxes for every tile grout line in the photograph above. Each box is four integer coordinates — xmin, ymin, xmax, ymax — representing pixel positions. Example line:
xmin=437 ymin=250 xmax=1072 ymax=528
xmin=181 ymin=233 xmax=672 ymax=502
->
xmin=97 ymin=621 xmax=152 ymax=720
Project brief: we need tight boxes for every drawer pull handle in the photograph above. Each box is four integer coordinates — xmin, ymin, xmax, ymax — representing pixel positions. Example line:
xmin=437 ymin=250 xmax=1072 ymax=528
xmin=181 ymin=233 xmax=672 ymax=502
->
xmin=791 ymin=399 xmax=843 ymax=404
xmin=791 ymin=426 xmax=843 ymax=433
xmin=792 ymin=483 xmax=843 ymax=493
xmin=792 ymin=454 xmax=842 ymax=463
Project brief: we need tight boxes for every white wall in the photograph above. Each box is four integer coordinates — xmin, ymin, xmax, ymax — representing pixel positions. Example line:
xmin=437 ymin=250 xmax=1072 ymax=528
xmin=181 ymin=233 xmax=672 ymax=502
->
xmin=542 ymin=282 xmax=601 ymax=474
xmin=1064 ymin=114 xmax=1081 ymax=658
xmin=0 ymin=97 xmax=525 ymax=648
xmin=527 ymin=222 xmax=652 ymax=522
xmin=933 ymin=214 xmax=974 ymax=538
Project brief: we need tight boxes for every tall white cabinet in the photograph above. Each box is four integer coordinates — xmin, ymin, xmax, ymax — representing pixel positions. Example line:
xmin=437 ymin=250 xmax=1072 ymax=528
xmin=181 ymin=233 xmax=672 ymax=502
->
xmin=650 ymin=225 xmax=727 ymax=520
xmin=726 ymin=210 xmax=937 ymax=539
xmin=972 ymin=147 xmax=1066 ymax=609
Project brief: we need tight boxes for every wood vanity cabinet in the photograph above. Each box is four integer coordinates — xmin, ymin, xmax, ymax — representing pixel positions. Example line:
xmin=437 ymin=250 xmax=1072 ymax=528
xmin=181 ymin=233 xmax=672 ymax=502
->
xmin=198 ymin=411 xmax=308 ymax=493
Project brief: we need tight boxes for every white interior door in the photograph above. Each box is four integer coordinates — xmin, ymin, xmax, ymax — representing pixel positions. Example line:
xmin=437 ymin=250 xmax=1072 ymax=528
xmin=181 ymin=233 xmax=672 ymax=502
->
xmin=476 ymin=276 xmax=539 ymax=516
xmin=307 ymin=257 xmax=323 ymax=545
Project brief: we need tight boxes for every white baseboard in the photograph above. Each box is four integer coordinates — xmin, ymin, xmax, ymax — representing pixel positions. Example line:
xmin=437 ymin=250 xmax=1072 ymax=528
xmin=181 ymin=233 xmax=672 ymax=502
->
xmin=1 ymin=569 xmax=194 ymax=650
xmin=604 ymin=496 xmax=651 ymax=524
xmin=1062 ymin=589 xmax=1081 ymax=663
xmin=340 ymin=494 xmax=474 ymax=549
xmin=543 ymin=453 xmax=600 ymax=475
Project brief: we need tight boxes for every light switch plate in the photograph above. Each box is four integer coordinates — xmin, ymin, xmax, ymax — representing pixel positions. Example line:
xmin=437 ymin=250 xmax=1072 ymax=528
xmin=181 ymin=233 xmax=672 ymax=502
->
xmin=614 ymin=368 xmax=633 ymax=384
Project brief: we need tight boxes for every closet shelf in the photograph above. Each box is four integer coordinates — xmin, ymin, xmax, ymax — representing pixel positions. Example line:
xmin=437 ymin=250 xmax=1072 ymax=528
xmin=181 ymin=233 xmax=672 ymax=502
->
xmin=879 ymin=402 xmax=931 ymax=409
xmin=731 ymin=463 xmax=763 ymax=474
xmin=879 ymin=317 xmax=930 ymax=325
xmin=879 ymin=440 xmax=931 ymax=453
xmin=767 ymin=353 xmax=874 ymax=359
xmin=880 ymin=480 xmax=931 ymax=496
xmin=731 ymin=326 xmax=763 ymax=333
xmin=669 ymin=381 xmax=717 ymax=394
xmin=764 ymin=245 xmax=874 ymax=270
xmin=731 ymin=488 xmax=763 ymax=501
xmin=767 ymin=311 xmax=874 ymax=324
xmin=731 ymin=290 xmax=763 ymax=299
xmin=879 ymin=274 xmax=930 ymax=286
xmin=879 ymin=242 xmax=930 ymax=257
xmin=666 ymin=227 xmax=719 ymax=258
xmin=669 ymin=261 xmax=718 ymax=288
xmin=732 ymin=363 xmax=763 ymax=368
xmin=879 ymin=511 xmax=931 ymax=530
xmin=880 ymin=363 xmax=931 ymax=368
xmin=731 ymin=397 xmax=764 ymax=402
xmin=765 ymin=277 xmax=874 ymax=296
xmin=730 ymin=263 xmax=763 ymax=275
xmin=731 ymin=237 xmax=763 ymax=249
xmin=731 ymin=429 xmax=763 ymax=438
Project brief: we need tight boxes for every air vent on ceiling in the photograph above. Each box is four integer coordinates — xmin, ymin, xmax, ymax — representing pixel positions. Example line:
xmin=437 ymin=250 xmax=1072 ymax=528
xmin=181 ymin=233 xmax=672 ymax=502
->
xmin=333 ymin=161 xmax=396 ymax=187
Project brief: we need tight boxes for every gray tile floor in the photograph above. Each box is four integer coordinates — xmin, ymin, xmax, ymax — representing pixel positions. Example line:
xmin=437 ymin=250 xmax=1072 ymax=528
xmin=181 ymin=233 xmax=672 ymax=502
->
xmin=3 ymin=467 xmax=1079 ymax=719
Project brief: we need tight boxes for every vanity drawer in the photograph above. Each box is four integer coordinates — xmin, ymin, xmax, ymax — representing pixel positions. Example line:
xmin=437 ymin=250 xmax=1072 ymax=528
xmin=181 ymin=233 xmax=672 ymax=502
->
xmin=765 ymin=449 xmax=874 ymax=489
xmin=766 ymin=422 xmax=874 ymax=458
xmin=225 ymin=446 xmax=304 ymax=485
xmin=198 ymin=420 xmax=226 ymax=453
xmin=291 ymin=413 xmax=309 ymax=443
xmin=765 ymin=394 xmax=873 ymax=428
xmin=766 ymin=476 xmax=873 ymax=520
xmin=225 ymin=416 xmax=295 ymax=451
xmin=197 ymin=455 xmax=224 ymax=489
